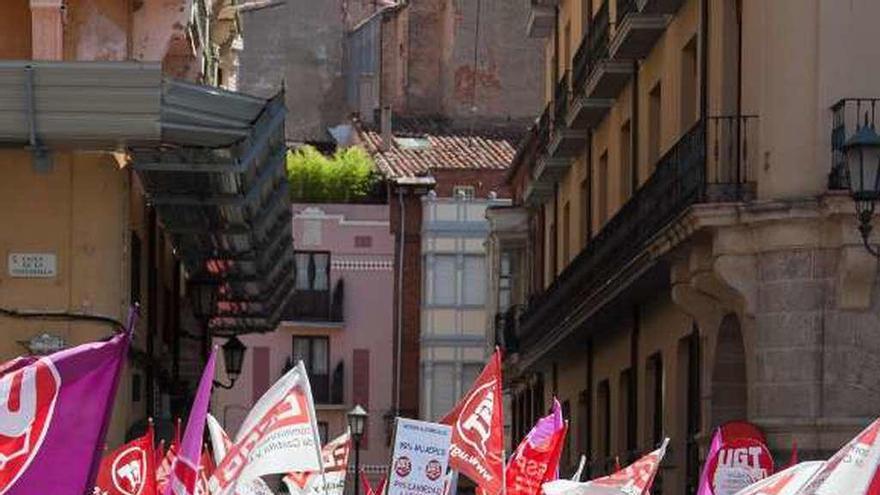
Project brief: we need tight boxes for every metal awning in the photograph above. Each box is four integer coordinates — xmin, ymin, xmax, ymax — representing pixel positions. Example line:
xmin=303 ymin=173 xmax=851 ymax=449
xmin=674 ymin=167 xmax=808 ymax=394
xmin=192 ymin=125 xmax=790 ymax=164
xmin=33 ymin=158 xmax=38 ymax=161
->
xmin=0 ymin=60 xmax=295 ymax=334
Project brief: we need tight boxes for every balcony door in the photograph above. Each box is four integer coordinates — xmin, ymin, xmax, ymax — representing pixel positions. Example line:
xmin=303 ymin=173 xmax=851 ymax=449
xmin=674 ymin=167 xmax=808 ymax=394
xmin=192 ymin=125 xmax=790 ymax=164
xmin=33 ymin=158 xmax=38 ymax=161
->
xmin=293 ymin=336 xmax=330 ymax=403
xmin=293 ymin=251 xmax=331 ymax=320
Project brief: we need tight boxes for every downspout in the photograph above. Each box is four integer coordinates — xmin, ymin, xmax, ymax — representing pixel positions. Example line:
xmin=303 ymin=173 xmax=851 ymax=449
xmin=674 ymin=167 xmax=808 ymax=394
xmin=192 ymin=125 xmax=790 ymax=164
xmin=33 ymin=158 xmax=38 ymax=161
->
xmin=735 ymin=0 xmax=743 ymax=183
xmin=700 ymin=0 xmax=709 ymax=193
xmin=395 ymin=186 xmax=405 ymax=415
xmin=146 ymin=206 xmax=157 ymax=418
xmin=631 ymin=61 xmax=639 ymax=192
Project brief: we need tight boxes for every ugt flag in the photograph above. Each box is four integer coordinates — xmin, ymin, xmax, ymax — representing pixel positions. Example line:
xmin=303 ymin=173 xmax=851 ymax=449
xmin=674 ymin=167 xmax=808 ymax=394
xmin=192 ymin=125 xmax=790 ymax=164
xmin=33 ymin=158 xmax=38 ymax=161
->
xmin=441 ymin=349 xmax=504 ymax=495
xmin=283 ymin=431 xmax=351 ymax=495
xmin=210 ymin=360 xmax=323 ymax=494
xmin=543 ymin=438 xmax=669 ymax=495
xmin=0 ymin=316 xmax=132 ymax=494
xmin=94 ymin=421 xmax=157 ymax=495
xmin=506 ymin=398 xmax=568 ymax=495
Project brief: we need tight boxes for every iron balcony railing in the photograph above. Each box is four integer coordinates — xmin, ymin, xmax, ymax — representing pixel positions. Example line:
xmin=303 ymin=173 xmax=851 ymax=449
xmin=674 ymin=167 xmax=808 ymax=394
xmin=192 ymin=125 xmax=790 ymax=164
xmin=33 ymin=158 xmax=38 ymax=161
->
xmin=536 ymin=103 xmax=553 ymax=154
xmin=616 ymin=0 xmax=638 ymax=22
xmin=284 ymin=278 xmax=345 ymax=322
xmin=518 ymin=116 xmax=757 ymax=341
xmin=572 ymin=1 xmax=611 ymax=92
xmin=553 ymin=70 xmax=571 ymax=126
xmin=830 ymin=98 xmax=880 ymax=189
xmin=494 ymin=304 xmax=522 ymax=353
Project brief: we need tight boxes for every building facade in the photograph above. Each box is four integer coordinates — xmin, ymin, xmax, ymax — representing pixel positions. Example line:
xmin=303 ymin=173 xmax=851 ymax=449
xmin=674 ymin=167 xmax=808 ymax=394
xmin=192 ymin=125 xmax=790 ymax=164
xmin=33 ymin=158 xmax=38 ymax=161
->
xmin=213 ymin=203 xmax=396 ymax=472
xmin=0 ymin=0 xmax=291 ymax=448
xmin=489 ymin=0 xmax=880 ymax=492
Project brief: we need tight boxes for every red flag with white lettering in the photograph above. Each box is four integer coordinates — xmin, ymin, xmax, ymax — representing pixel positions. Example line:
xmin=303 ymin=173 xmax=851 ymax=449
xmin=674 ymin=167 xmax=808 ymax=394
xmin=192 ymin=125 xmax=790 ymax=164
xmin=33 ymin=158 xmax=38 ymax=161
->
xmin=505 ymin=399 xmax=567 ymax=495
xmin=441 ymin=350 xmax=504 ymax=495
xmin=93 ymin=423 xmax=157 ymax=495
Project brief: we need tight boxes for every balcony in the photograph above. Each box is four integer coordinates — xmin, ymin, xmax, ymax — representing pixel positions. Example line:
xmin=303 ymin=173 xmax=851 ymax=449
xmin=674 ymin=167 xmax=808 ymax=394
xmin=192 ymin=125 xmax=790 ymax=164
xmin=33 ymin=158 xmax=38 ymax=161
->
xmin=548 ymin=71 xmax=588 ymax=158
xmin=517 ymin=116 xmax=758 ymax=345
xmin=568 ymin=3 xmax=618 ymax=129
xmin=494 ymin=304 xmax=522 ymax=354
xmin=609 ymin=0 xmax=669 ymax=60
xmin=526 ymin=105 xmax=569 ymax=205
xmin=284 ymin=278 xmax=345 ymax=323
xmin=527 ymin=0 xmax=559 ymax=38
xmin=829 ymin=98 xmax=880 ymax=189
xmin=580 ymin=1 xmax=634 ymax=100
xmin=637 ymin=0 xmax=685 ymax=15
xmin=284 ymin=358 xmax=344 ymax=405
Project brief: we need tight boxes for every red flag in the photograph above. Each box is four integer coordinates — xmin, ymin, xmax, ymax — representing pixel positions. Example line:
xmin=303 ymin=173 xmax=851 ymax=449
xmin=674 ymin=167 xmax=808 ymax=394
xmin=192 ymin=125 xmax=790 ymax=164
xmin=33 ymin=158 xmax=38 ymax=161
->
xmin=195 ymin=447 xmax=214 ymax=495
xmin=94 ymin=422 xmax=158 ymax=495
xmin=787 ymin=440 xmax=798 ymax=469
xmin=505 ymin=399 xmax=567 ymax=495
xmin=156 ymin=443 xmax=178 ymax=493
xmin=441 ymin=350 xmax=505 ymax=495
xmin=361 ymin=469 xmax=375 ymax=495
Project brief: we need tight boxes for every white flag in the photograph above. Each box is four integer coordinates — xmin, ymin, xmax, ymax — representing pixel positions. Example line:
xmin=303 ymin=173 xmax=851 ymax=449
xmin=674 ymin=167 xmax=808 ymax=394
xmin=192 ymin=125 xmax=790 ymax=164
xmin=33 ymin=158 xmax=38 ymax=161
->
xmin=792 ymin=417 xmax=880 ymax=495
xmin=733 ymin=462 xmax=825 ymax=495
xmin=283 ymin=431 xmax=351 ymax=495
xmin=210 ymin=361 xmax=324 ymax=494
xmin=543 ymin=439 xmax=669 ymax=495
xmin=207 ymin=413 xmax=233 ymax=465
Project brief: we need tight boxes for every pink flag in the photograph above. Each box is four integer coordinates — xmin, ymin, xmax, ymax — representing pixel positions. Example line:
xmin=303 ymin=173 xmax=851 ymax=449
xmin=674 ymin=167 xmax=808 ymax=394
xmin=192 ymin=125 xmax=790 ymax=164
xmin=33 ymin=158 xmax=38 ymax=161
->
xmin=506 ymin=398 xmax=568 ymax=495
xmin=0 ymin=309 xmax=135 ymax=494
xmin=164 ymin=348 xmax=217 ymax=495
xmin=697 ymin=428 xmax=724 ymax=495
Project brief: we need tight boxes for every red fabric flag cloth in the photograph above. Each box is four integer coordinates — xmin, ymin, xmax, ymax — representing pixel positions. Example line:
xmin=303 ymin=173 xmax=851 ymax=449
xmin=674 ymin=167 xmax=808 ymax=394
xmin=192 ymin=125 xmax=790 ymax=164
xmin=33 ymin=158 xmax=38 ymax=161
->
xmin=94 ymin=422 xmax=158 ymax=495
xmin=441 ymin=350 xmax=505 ymax=495
xmin=156 ymin=441 xmax=179 ymax=493
xmin=505 ymin=399 xmax=568 ymax=495
xmin=361 ymin=469 xmax=375 ymax=495
xmin=195 ymin=448 xmax=214 ymax=495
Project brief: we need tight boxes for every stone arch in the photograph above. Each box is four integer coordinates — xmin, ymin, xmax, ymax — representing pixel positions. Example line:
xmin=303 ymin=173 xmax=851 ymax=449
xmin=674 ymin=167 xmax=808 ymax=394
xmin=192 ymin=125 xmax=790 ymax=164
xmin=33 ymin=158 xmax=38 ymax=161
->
xmin=710 ymin=313 xmax=748 ymax=427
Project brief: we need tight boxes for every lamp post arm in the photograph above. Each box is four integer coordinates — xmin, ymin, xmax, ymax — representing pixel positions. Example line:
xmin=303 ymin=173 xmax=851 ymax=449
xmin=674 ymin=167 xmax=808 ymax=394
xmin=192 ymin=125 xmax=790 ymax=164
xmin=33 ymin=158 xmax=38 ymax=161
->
xmin=858 ymin=211 xmax=880 ymax=258
xmin=213 ymin=377 xmax=236 ymax=390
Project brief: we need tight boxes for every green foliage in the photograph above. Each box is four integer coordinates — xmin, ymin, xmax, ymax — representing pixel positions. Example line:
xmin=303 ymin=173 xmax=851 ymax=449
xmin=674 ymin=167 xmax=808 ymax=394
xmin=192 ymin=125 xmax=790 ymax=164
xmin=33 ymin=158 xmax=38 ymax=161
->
xmin=286 ymin=145 xmax=379 ymax=202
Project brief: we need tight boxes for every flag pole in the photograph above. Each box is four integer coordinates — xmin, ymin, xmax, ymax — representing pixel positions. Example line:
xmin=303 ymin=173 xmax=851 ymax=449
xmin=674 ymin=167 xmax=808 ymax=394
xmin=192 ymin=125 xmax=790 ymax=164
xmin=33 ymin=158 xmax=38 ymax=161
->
xmin=501 ymin=448 xmax=507 ymax=495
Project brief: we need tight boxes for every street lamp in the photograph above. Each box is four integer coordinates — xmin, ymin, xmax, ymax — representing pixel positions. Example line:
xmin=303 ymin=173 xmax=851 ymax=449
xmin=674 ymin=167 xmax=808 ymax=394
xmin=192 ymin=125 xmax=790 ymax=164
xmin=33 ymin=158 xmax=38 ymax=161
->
xmin=214 ymin=335 xmax=246 ymax=390
xmin=843 ymin=114 xmax=880 ymax=257
xmin=348 ymin=405 xmax=369 ymax=495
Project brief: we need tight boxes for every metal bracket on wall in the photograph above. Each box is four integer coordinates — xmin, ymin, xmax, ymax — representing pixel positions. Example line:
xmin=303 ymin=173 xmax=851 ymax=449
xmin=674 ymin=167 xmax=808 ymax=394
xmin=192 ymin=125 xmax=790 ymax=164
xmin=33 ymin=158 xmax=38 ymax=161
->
xmin=24 ymin=65 xmax=52 ymax=173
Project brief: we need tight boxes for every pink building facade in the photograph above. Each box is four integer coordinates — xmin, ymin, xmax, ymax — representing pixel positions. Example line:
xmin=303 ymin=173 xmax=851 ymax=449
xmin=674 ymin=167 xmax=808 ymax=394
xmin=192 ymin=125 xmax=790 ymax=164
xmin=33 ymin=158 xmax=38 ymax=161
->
xmin=212 ymin=203 xmax=395 ymax=474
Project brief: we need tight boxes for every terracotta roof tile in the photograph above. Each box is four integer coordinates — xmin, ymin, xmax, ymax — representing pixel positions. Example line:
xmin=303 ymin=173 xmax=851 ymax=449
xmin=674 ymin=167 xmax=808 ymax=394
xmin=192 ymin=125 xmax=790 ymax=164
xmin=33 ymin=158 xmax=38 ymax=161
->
xmin=354 ymin=116 xmax=524 ymax=179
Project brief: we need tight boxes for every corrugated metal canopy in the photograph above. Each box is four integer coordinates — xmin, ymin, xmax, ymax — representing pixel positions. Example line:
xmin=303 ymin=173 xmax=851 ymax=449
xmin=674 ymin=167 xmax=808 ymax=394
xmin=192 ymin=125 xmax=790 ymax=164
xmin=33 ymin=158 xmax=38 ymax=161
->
xmin=0 ymin=60 xmax=296 ymax=334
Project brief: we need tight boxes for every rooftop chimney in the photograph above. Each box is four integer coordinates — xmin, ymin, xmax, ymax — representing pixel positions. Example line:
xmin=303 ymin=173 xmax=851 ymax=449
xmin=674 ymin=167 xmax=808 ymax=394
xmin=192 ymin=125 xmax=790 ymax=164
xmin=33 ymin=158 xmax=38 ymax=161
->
xmin=381 ymin=105 xmax=393 ymax=151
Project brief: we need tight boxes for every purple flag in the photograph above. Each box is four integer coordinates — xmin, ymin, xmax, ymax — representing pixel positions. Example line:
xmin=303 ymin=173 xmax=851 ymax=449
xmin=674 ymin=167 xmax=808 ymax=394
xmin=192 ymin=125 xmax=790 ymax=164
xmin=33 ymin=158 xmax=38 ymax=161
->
xmin=0 ymin=322 xmax=132 ymax=494
xmin=165 ymin=347 xmax=217 ymax=495
xmin=696 ymin=428 xmax=723 ymax=495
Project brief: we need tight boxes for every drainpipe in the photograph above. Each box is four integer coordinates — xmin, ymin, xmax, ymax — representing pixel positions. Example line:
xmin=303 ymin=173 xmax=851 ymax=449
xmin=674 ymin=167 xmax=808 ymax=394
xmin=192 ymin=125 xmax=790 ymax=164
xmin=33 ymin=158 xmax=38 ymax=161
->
xmin=735 ymin=0 xmax=743 ymax=183
xmin=146 ymin=207 xmax=157 ymax=418
xmin=395 ymin=186 xmax=405 ymax=415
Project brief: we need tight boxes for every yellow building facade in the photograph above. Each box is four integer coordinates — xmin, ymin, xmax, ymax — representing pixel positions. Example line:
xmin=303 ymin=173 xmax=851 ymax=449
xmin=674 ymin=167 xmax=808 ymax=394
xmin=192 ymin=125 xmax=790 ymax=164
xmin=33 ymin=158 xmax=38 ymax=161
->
xmin=490 ymin=0 xmax=880 ymax=492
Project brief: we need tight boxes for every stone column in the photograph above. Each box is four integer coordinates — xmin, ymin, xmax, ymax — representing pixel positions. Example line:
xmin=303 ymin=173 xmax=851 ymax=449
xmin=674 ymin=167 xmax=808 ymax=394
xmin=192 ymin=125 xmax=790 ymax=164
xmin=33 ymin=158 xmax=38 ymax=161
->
xmin=30 ymin=0 xmax=64 ymax=60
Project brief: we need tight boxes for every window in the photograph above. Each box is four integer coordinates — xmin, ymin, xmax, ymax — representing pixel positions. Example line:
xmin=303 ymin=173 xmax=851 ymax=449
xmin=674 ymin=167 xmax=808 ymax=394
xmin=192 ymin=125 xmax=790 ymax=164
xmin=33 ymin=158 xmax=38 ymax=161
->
xmin=577 ymin=390 xmax=590 ymax=460
xmin=453 ymin=185 xmax=475 ymax=200
xmin=549 ymin=215 xmax=558 ymax=277
xmin=580 ymin=177 xmax=591 ymax=245
xmin=354 ymin=235 xmax=373 ymax=248
xmin=431 ymin=363 xmax=456 ymax=420
xmin=648 ymin=82 xmax=662 ymax=166
xmin=684 ymin=329 xmax=702 ymax=494
xmin=646 ymin=353 xmax=664 ymax=446
xmin=562 ymin=399 xmax=572 ymax=470
xmin=317 ymin=421 xmax=329 ymax=445
xmin=680 ymin=36 xmax=698 ymax=132
xmin=462 ymin=363 xmax=483 ymax=392
xmin=499 ymin=252 xmax=513 ymax=310
xmin=463 ymin=256 xmax=486 ymax=305
xmin=619 ymin=368 xmax=637 ymax=458
xmin=431 ymin=255 xmax=456 ymax=305
xmin=294 ymin=251 xmax=330 ymax=291
xmin=293 ymin=336 xmax=330 ymax=403
xmin=562 ymin=202 xmax=571 ymax=263
xmin=620 ymin=120 xmax=633 ymax=201
xmin=564 ymin=22 xmax=572 ymax=75
xmin=597 ymin=151 xmax=609 ymax=226
xmin=597 ymin=380 xmax=611 ymax=466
